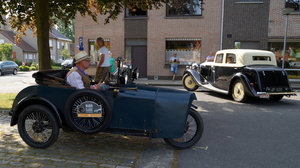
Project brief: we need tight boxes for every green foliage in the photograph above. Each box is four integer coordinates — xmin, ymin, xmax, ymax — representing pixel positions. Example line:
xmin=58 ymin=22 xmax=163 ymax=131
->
xmin=19 ymin=66 xmax=30 ymax=71
xmin=60 ymin=49 xmax=70 ymax=59
xmin=0 ymin=93 xmax=17 ymax=110
xmin=31 ymin=62 xmax=38 ymax=69
xmin=15 ymin=60 xmax=22 ymax=66
xmin=29 ymin=66 xmax=37 ymax=71
xmin=0 ymin=43 xmax=13 ymax=61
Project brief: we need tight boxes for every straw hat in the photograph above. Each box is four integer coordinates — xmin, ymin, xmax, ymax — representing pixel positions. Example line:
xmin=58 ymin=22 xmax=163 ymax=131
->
xmin=74 ymin=51 xmax=90 ymax=63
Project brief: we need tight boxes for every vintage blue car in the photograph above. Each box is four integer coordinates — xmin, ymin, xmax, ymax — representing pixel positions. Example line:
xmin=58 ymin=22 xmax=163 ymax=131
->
xmin=9 ymin=58 xmax=204 ymax=149
xmin=183 ymin=49 xmax=297 ymax=102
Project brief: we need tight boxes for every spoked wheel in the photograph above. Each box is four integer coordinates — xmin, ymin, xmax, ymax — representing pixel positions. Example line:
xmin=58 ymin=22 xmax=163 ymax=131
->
xmin=269 ymin=95 xmax=283 ymax=101
xmin=232 ymin=79 xmax=248 ymax=102
xmin=17 ymin=105 xmax=60 ymax=148
xmin=183 ymin=74 xmax=199 ymax=91
xmin=164 ymin=109 xmax=204 ymax=149
xmin=65 ymin=89 xmax=112 ymax=135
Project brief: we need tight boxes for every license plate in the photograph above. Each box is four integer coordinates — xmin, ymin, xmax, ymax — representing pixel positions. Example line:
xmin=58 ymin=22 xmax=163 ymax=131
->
xmin=260 ymin=94 xmax=269 ymax=98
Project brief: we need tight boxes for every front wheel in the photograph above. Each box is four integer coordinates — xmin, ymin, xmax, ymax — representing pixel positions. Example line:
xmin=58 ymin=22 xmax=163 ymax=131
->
xmin=164 ymin=109 xmax=204 ymax=149
xmin=183 ymin=74 xmax=199 ymax=91
xmin=12 ymin=69 xmax=17 ymax=75
xmin=17 ymin=105 xmax=60 ymax=148
xmin=232 ymin=80 xmax=248 ymax=102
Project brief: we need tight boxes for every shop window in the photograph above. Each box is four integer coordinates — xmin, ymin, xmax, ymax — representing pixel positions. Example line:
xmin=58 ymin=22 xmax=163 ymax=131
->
xmin=88 ymin=39 xmax=110 ymax=64
xmin=269 ymin=42 xmax=300 ymax=68
xmin=165 ymin=39 xmax=201 ymax=65
xmin=166 ymin=0 xmax=203 ymax=16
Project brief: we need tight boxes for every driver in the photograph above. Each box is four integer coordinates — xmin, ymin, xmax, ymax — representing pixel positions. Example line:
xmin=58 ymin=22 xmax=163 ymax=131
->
xmin=66 ymin=51 xmax=109 ymax=90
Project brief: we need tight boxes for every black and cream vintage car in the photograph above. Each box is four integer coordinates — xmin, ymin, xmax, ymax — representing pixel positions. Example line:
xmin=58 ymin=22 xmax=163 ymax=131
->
xmin=182 ymin=49 xmax=297 ymax=102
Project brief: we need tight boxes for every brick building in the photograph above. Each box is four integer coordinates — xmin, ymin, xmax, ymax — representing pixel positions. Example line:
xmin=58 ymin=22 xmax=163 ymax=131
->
xmin=75 ymin=0 xmax=300 ymax=79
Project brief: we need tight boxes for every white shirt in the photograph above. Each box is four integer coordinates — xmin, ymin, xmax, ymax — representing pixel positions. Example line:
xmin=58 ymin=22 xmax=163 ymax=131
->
xmin=98 ymin=46 xmax=110 ymax=67
xmin=66 ymin=71 xmax=85 ymax=89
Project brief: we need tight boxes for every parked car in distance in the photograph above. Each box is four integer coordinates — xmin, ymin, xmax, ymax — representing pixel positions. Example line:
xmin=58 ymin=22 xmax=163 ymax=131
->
xmin=182 ymin=49 xmax=297 ymax=102
xmin=61 ymin=58 xmax=74 ymax=69
xmin=0 ymin=61 xmax=18 ymax=76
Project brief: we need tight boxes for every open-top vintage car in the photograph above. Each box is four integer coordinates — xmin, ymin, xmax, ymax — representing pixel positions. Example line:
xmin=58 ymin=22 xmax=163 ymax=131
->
xmin=182 ymin=49 xmax=297 ymax=102
xmin=9 ymin=58 xmax=204 ymax=149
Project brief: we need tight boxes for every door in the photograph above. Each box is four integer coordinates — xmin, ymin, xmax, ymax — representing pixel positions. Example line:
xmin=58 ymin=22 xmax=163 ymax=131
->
xmin=132 ymin=46 xmax=147 ymax=78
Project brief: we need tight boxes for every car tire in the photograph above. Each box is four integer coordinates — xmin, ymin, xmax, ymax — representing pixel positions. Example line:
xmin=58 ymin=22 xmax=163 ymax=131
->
xmin=164 ymin=108 xmax=204 ymax=149
xmin=231 ymin=79 xmax=249 ymax=102
xmin=64 ymin=89 xmax=112 ymax=135
xmin=0 ymin=70 xmax=2 ymax=76
xmin=183 ymin=74 xmax=199 ymax=91
xmin=269 ymin=95 xmax=283 ymax=101
xmin=12 ymin=69 xmax=17 ymax=75
xmin=17 ymin=105 xmax=60 ymax=149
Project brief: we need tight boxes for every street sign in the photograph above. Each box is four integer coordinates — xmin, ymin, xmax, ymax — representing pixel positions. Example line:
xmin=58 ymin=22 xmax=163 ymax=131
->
xmin=79 ymin=37 xmax=84 ymax=51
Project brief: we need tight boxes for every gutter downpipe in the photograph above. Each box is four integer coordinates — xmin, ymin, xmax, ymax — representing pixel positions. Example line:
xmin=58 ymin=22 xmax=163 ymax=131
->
xmin=220 ymin=0 xmax=225 ymax=50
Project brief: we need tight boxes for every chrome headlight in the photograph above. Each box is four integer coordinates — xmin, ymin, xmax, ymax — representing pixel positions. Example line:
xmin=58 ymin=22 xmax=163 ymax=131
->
xmin=120 ymin=71 xmax=128 ymax=85
xmin=191 ymin=63 xmax=199 ymax=69
xmin=131 ymin=67 xmax=139 ymax=80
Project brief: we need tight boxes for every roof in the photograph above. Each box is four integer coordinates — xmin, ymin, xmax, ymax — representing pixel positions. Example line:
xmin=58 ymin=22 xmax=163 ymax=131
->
xmin=50 ymin=28 xmax=72 ymax=41
xmin=0 ymin=30 xmax=37 ymax=53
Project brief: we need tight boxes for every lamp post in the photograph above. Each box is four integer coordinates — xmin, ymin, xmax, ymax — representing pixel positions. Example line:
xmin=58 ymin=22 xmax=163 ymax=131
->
xmin=281 ymin=8 xmax=294 ymax=69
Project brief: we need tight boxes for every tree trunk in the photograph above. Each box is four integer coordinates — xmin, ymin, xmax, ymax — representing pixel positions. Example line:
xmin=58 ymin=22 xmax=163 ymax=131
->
xmin=35 ymin=0 xmax=51 ymax=70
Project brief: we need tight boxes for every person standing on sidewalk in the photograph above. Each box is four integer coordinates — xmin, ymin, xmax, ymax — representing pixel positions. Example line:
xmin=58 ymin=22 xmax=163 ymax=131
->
xmin=169 ymin=52 xmax=180 ymax=81
xmin=94 ymin=37 xmax=110 ymax=83
xmin=206 ymin=51 xmax=215 ymax=62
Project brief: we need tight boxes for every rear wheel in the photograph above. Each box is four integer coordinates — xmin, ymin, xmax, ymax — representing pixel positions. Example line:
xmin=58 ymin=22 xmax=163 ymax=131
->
xmin=0 ymin=70 xmax=2 ymax=76
xmin=164 ymin=109 xmax=204 ymax=149
xmin=269 ymin=95 xmax=283 ymax=101
xmin=232 ymin=80 xmax=248 ymax=102
xmin=17 ymin=105 xmax=59 ymax=148
xmin=183 ymin=74 xmax=199 ymax=91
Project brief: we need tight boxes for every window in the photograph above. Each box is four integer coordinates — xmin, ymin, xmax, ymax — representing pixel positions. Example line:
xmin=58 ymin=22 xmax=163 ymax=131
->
xmin=88 ymin=39 xmax=110 ymax=64
xmin=226 ymin=54 xmax=236 ymax=64
xmin=236 ymin=0 xmax=263 ymax=3
xmin=167 ymin=0 xmax=203 ymax=16
xmin=165 ymin=39 xmax=201 ymax=65
xmin=252 ymin=56 xmax=271 ymax=61
xmin=49 ymin=40 xmax=52 ymax=47
xmin=125 ymin=3 xmax=147 ymax=17
xmin=235 ymin=42 xmax=259 ymax=49
xmin=215 ymin=54 xmax=223 ymax=63
xmin=285 ymin=0 xmax=300 ymax=12
xmin=57 ymin=41 xmax=60 ymax=49
xmin=0 ymin=39 xmax=4 ymax=43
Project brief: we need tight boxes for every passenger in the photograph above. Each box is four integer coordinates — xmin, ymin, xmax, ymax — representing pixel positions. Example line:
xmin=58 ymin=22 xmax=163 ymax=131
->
xmin=66 ymin=51 xmax=109 ymax=90
xmin=226 ymin=56 xmax=234 ymax=63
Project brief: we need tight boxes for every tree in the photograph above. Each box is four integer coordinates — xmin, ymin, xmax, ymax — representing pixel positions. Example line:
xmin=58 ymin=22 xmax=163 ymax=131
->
xmin=0 ymin=0 xmax=166 ymax=70
xmin=0 ymin=43 xmax=13 ymax=61
xmin=55 ymin=19 xmax=75 ymax=43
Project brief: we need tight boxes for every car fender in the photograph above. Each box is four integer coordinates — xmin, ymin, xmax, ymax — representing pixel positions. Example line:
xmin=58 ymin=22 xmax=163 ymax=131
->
xmin=230 ymin=73 xmax=255 ymax=97
xmin=183 ymin=69 xmax=203 ymax=86
xmin=10 ymin=96 xmax=62 ymax=127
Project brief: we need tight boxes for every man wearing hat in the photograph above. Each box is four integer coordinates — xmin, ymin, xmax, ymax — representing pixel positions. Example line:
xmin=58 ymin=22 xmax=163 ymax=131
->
xmin=66 ymin=51 xmax=107 ymax=90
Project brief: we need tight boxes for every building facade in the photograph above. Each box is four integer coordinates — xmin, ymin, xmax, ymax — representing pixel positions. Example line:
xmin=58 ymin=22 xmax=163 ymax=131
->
xmin=75 ymin=0 xmax=300 ymax=79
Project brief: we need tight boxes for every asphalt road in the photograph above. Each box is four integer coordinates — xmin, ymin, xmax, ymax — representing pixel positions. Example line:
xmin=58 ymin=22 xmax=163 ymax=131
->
xmin=1 ymin=72 xmax=300 ymax=167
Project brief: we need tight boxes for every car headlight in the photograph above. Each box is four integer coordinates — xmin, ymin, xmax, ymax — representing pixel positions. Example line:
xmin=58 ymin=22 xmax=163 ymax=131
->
xmin=120 ymin=71 xmax=128 ymax=85
xmin=131 ymin=67 xmax=139 ymax=80
xmin=191 ymin=63 xmax=199 ymax=69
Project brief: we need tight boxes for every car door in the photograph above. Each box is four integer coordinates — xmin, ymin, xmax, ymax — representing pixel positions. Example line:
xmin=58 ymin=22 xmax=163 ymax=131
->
xmin=206 ymin=53 xmax=224 ymax=89
xmin=2 ymin=62 xmax=9 ymax=73
xmin=218 ymin=53 xmax=238 ymax=90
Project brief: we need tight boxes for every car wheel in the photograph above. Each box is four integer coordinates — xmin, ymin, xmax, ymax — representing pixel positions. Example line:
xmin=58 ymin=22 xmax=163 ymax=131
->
xmin=12 ymin=69 xmax=17 ymax=75
xmin=269 ymin=95 xmax=283 ymax=101
xmin=0 ymin=70 xmax=2 ymax=76
xmin=17 ymin=105 xmax=60 ymax=148
xmin=65 ymin=89 xmax=112 ymax=135
xmin=232 ymin=80 xmax=248 ymax=102
xmin=183 ymin=74 xmax=199 ymax=91
xmin=164 ymin=108 xmax=204 ymax=149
